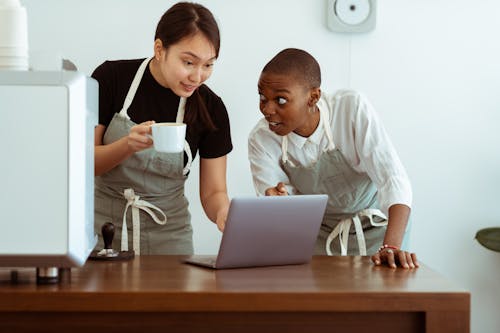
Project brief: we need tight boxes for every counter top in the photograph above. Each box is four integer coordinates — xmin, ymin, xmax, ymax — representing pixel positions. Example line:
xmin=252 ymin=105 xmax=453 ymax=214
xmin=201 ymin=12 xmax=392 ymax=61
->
xmin=0 ymin=255 xmax=470 ymax=333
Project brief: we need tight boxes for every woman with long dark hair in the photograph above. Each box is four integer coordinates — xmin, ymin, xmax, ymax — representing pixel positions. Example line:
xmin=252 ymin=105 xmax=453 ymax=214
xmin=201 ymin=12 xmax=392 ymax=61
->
xmin=92 ymin=2 xmax=232 ymax=255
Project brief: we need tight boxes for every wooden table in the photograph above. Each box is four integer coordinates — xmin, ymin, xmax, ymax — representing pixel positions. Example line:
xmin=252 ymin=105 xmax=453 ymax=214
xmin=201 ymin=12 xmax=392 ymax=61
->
xmin=0 ymin=256 xmax=469 ymax=333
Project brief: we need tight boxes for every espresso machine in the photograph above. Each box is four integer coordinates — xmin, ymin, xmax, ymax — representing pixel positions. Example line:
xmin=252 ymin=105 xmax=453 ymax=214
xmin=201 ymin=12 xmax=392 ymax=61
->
xmin=0 ymin=69 xmax=98 ymax=283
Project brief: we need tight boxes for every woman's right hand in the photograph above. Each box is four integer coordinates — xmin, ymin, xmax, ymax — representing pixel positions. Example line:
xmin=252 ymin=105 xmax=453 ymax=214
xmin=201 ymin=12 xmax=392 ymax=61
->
xmin=127 ymin=120 xmax=155 ymax=153
xmin=265 ymin=182 xmax=288 ymax=196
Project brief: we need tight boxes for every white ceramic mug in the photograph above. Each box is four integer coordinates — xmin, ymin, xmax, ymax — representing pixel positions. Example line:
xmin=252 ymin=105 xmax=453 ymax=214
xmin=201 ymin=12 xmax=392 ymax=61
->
xmin=151 ymin=122 xmax=186 ymax=153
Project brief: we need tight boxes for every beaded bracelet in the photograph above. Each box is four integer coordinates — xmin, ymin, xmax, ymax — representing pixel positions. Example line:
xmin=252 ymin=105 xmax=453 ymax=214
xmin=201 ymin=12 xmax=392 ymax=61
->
xmin=378 ymin=244 xmax=399 ymax=253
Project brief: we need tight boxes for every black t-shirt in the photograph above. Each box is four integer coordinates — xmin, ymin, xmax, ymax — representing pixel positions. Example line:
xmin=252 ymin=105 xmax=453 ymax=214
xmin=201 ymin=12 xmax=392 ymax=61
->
xmin=91 ymin=58 xmax=232 ymax=160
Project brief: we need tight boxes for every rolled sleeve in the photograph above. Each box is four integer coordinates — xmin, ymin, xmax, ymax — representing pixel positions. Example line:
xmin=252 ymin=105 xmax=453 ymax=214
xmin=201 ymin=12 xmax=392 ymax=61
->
xmin=248 ymin=119 xmax=296 ymax=196
xmin=377 ymin=176 xmax=413 ymax=216
xmin=350 ymin=92 xmax=413 ymax=216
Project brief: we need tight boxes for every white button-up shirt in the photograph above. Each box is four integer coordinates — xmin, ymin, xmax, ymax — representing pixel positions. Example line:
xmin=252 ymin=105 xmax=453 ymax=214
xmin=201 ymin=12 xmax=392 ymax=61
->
xmin=248 ymin=90 xmax=412 ymax=216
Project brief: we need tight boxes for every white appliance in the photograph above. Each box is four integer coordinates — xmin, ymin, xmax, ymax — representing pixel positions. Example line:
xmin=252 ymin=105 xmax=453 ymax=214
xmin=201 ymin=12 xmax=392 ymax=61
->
xmin=0 ymin=70 xmax=98 ymax=281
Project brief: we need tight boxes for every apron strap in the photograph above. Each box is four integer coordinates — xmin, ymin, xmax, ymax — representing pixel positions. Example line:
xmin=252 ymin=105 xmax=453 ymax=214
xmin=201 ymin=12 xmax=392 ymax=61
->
xmin=320 ymin=103 xmax=336 ymax=151
xmin=176 ymin=97 xmax=187 ymax=123
xmin=182 ymin=140 xmax=193 ymax=176
xmin=281 ymin=135 xmax=294 ymax=166
xmin=175 ymin=97 xmax=192 ymax=176
xmin=121 ymin=188 xmax=167 ymax=255
xmin=118 ymin=57 xmax=152 ymax=119
xmin=325 ymin=209 xmax=387 ymax=256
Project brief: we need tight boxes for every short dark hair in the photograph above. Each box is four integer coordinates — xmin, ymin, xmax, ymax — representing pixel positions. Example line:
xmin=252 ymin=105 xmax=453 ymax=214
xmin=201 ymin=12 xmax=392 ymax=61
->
xmin=262 ymin=48 xmax=321 ymax=89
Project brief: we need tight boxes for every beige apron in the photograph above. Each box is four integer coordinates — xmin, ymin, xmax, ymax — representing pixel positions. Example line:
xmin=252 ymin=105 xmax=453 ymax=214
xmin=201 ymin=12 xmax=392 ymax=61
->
xmin=281 ymin=103 xmax=387 ymax=256
xmin=94 ymin=57 xmax=194 ymax=255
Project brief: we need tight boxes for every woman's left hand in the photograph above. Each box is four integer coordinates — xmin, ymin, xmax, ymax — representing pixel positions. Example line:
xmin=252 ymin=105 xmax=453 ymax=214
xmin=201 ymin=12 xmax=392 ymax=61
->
xmin=371 ymin=247 xmax=419 ymax=269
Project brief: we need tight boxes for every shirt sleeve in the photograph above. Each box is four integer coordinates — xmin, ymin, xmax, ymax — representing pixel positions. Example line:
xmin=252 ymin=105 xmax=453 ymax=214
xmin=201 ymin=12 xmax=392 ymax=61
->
xmin=248 ymin=120 xmax=297 ymax=196
xmin=91 ymin=61 xmax=117 ymax=127
xmin=350 ymin=93 xmax=413 ymax=215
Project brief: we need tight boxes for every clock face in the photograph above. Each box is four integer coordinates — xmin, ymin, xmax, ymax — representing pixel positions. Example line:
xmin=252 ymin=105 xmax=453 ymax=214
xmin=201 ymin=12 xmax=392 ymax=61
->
xmin=335 ymin=0 xmax=371 ymax=25
xmin=327 ymin=0 xmax=377 ymax=33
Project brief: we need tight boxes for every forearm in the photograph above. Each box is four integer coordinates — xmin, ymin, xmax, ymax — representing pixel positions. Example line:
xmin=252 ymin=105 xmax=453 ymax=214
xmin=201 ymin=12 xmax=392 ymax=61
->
xmin=95 ymin=136 xmax=133 ymax=176
xmin=199 ymin=156 xmax=230 ymax=230
xmin=201 ymin=190 xmax=229 ymax=223
xmin=382 ymin=204 xmax=411 ymax=248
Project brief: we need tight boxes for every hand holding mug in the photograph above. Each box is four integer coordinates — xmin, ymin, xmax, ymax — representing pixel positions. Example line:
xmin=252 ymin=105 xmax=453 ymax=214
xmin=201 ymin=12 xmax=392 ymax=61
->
xmin=128 ymin=121 xmax=155 ymax=152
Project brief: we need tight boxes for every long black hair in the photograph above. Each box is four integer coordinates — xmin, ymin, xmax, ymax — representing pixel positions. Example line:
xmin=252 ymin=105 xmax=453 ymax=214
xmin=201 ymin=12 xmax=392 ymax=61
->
xmin=155 ymin=2 xmax=219 ymax=130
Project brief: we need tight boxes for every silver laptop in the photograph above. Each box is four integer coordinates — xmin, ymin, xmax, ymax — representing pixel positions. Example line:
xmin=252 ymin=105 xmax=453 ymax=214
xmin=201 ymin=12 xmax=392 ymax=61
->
xmin=183 ymin=194 xmax=328 ymax=269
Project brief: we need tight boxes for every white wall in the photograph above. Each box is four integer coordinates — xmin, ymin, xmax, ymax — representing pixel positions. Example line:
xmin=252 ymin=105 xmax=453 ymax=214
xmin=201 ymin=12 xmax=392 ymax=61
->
xmin=21 ymin=0 xmax=500 ymax=332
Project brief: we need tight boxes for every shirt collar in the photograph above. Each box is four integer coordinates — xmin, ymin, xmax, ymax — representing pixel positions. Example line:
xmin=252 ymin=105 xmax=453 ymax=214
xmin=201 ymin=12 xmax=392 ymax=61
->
xmin=286 ymin=111 xmax=325 ymax=148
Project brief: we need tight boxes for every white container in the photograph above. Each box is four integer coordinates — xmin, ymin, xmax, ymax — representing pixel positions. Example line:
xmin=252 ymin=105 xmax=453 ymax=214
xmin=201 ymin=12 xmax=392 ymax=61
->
xmin=0 ymin=0 xmax=28 ymax=70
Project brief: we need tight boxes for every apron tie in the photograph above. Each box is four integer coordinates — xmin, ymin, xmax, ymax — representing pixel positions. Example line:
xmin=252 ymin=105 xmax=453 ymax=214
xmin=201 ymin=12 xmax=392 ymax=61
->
xmin=325 ymin=209 xmax=387 ymax=256
xmin=121 ymin=188 xmax=167 ymax=255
